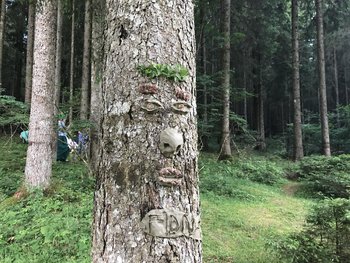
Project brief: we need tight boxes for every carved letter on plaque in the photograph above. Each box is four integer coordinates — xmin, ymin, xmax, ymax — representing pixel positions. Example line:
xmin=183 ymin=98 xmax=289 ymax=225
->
xmin=141 ymin=209 xmax=201 ymax=240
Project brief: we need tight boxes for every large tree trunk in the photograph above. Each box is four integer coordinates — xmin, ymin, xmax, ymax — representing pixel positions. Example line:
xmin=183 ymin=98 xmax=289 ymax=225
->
xmin=292 ymin=0 xmax=304 ymax=161
xmin=315 ymin=0 xmax=331 ymax=156
xmin=219 ymin=0 xmax=232 ymax=159
xmin=92 ymin=1 xmax=202 ymax=262
xmin=24 ymin=0 xmax=35 ymax=104
xmin=0 ymin=0 xmax=6 ymax=92
xmin=25 ymin=0 xmax=57 ymax=189
xmin=90 ymin=0 xmax=104 ymax=169
xmin=80 ymin=0 xmax=92 ymax=120
xmin=69 ymin=0 xmax=75 ymax=125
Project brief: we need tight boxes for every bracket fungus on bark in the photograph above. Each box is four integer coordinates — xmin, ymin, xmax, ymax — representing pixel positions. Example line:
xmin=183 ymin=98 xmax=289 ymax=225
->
xmin=159 ymin=127 xmax=184 ymax=158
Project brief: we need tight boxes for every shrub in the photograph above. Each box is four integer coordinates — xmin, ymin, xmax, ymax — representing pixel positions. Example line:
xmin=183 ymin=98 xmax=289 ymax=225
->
xmin=272 ymin=198 xmax=350 ymax=263
xmin=0 ymin=96 xmax=28 ymax=131
xmin=235 ymin=159 xmax=284 ymax=185
xmin=199 ymin=155 xmax=256 ymax=200
xmin=199 ymin=154 xmax=284 ymax=201
xmin=298 ymin=155 xmax=350 ymax=198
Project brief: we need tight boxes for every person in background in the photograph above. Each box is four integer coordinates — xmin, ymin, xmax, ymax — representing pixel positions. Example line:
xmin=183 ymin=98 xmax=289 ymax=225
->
xmin=56 ymin=116 xmax=70 ymax=162
xmin=20 ymin=130 xmax=29 ymax=143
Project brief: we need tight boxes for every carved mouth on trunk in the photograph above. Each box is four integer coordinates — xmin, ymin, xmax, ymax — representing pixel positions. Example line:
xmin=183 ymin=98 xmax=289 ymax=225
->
xmin=158 ymin=167 xmax=183 ymax=186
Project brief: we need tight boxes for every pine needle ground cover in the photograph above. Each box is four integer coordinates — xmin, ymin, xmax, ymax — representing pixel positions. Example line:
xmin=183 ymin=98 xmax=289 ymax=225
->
xmin=0 ymin=137 xmax=314 ymax=262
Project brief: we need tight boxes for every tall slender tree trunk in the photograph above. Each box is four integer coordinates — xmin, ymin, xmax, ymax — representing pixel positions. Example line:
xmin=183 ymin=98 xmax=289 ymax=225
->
xmin=345 ymin=63 xmax=349 ymax=105
xmin=25 ymin=0 xmax=57 ymax=189
xmin=292 ymin=0 xmax=304 ymax=161
xmin=200 ymin=1 xmax=209 ymax=150
xmin=90 ymin=0 xmax=104 ymax=169
xmin=24 ymin=0 xmax=35 ymax=104
xmin=69 ymin=0 xmax=75 ymax=125
xmin=0 ymin=0 xmax=6 ymax=93
xmin=257 ymin=65 xmax=266 ymax=150
xmin=243 ymin=50 xmax=248 ymax=121
xmin=315 ymin=0 xmax=331 ymax=156
xmin=219 ymin=0 xmax=232 ymax=159
xmin=333 ymin=46 xmax=340 ymax=126
xmin=54 ymin=0 xmax=63 ymax=115
xmin=80 ymin=0 xmax=91 ymax=120
xmin=202 ymin=38 xmax=209 ymax=150
xmin=92 ymin=1 xmax=201 ymax=262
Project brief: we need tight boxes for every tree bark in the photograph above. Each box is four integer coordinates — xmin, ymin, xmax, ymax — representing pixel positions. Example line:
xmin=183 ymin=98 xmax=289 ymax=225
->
xmin=219 ymin=0 xmax=232 ymax=159
xmin=315 ymin=0 xmax=331 ymax=156
xmin=92 ymin=1 xmax=202 ymax=262
xmin=90 ymin=0 xmax=104 ymax=169
xmin=80 ymin=0 xmax=92 ymax=120
xmin=292 ymin=0 xmax=304 ymax=161
xmin=69 ymin=0 xmax=75 ymax=125
xmin=24 ymin=0 xmax=35 ymax=104
xmin=25 ymin=0 xmax=57 ymax=189
xmin=0 ymin=0 xmax=6 ymax=93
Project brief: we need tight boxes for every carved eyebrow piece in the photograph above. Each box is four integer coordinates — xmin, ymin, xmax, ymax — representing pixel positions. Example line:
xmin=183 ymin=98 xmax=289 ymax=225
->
xmin=139 ymin=83 xmax=158 ymax=94
xmin=175 ymin=87 xmax=191 ymax=101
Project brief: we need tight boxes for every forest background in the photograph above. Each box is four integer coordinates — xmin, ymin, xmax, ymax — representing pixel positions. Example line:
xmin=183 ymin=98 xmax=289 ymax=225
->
xmin=0 ymin=0 xmax=350 ymax=262
xmin=2 ymin=0 xmax=350 ymax=157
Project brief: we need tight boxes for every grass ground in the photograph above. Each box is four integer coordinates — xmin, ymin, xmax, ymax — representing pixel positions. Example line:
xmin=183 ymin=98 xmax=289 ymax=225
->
xmin=0 ymin=136 xmax=314 ymax=262
xmin=201 ymin=185 xmax=312 ymax=262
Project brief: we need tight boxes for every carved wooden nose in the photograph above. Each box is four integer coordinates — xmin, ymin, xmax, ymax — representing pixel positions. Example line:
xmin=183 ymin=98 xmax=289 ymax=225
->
xmin=159 ymin=128 xmax=184 ymax=158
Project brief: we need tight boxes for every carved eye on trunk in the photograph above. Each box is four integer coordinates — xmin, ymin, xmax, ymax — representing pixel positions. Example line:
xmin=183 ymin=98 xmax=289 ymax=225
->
xmin=141 ymin=99 xmax=164 ymax=113
xmin=171 ymin=101 xmax=192 ymax=114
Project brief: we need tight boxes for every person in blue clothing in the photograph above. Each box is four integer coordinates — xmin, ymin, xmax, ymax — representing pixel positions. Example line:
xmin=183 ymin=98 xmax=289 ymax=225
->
xmin=20 ymin=130 xmax=29 ymax=143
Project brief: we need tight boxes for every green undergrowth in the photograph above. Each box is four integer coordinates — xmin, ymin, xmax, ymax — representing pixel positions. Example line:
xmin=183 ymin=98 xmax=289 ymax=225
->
xmin=199 ymin=153 xmax=314 ymax=263
xmin=1 ymin=137 xmax=315 ymax=262
xmin=0 ymin=136 xmax=93 ymax=263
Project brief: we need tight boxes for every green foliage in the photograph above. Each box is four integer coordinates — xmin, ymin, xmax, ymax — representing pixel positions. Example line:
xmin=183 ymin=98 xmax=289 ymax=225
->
xmin=298 ymin=155 xmax=350 ymax=198
xmin=272 ymin=198 xmax=350 ymax=263
xmin=0 ymin=138 xmax=93 ymax=262
xmin=0 ymin=96 xmax=29 ymax=128
xmin=234 ymin=159 xmax=284 ymax=185
xmin=199 ymin=155 xmax=256 ymax=200
xmin=137 ymin=63 xmax=189 ymax=82
xmin=0 ymin=139 xmax=27 ymax=200
xmin=287 ymin=106 xmax=350 ymax=157
xmin=0 ymin=189 xmax=92 ymax=263
xmin=199 ymin=154 xmax=285 ymax=201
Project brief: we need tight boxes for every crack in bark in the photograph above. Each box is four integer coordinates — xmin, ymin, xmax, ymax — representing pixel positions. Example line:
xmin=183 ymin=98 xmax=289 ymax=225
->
xmin=100 ymin=185 xmax=108 ymax=258
xmin=119 ymin=24 xmax=128 ymax=45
